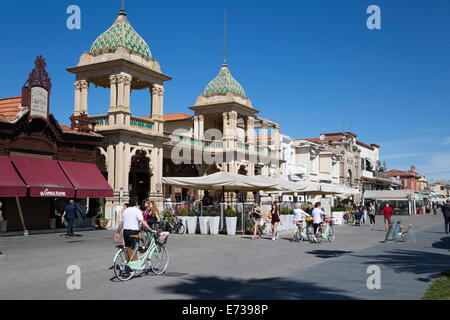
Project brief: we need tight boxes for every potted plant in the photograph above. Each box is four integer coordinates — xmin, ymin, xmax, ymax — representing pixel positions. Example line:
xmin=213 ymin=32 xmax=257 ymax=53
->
xmin=186 ymin=210 xmax=198 ymax=234
xmin=97 ymin=213 xmax=109 ymax=229
xmin=199 ymin=210 xmax=209 ymax=235
xmin=208 ymin=210 xmax=220 ymax=235
xmin=225 ymin=209 xmax=237 ymax=236
xmin=177 ymin=208 xmax=189 ymax=231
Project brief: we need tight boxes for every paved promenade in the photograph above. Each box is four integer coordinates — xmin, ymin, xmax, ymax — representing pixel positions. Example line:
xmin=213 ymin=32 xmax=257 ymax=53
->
xmin=0 ymin=214 xmax=447 ymax=300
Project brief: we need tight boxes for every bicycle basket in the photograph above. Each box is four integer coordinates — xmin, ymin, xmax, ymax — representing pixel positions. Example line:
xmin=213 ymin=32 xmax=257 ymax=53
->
xmin=157 ymin=232 xmax=169 ymax=246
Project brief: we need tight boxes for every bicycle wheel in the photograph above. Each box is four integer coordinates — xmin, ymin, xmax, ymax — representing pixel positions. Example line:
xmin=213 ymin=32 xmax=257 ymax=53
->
xmin=328 ymin=226 xmax=336 ymax=243
xmin=113 ymin=249 xmax=136 ymax=282
xmin=306 ymin=226 xmax=315 ymax=242
xmin=150 ymin=245 xmax=169 ymax=275
xmin=177 ymin=222 xmax=185 ymax=235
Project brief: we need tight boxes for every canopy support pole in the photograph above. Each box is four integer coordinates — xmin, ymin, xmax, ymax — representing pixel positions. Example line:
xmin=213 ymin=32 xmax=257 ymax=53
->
xmin=15 ymin=197 xmax=27 ymax=236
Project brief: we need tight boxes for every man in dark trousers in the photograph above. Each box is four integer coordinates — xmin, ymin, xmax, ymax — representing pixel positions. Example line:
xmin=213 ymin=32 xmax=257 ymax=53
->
xmin=61 ymin=200 xmax=77 ymax=238
xmin=440 ymin=200 xmax=450 ymax=234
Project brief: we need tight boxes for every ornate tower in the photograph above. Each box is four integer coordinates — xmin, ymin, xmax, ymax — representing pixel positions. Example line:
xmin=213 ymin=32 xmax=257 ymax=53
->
xmin=67 ymin=8 xmax=172 ymax=222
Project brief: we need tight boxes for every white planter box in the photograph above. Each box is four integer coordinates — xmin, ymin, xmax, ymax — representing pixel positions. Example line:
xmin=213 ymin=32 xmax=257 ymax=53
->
xmin=49 ymin=218 xmax=56 ymax=230
xmin=280 ymin=215 xmax=288 ymax=231
xmin=287 ymin=215 xmax=294 ymax=230
xmin=177 ymin=216 xmax=188 ymax=231
xmin=1 ymin=221 xmax=7 ymax=233
xmin=199 ymin=216 xmax=209 ymax=235
xmin=208 ymin=216 xmax=220 ymax=235
xmin=225 ymin=217 xmax=237 ymax=236
xmin=264 ymin=221 xmax=272 ymax=234
xmin=186 ymin=216 xmax=198 ymax=234
xmin=91 ymin=217 xmax=97 ymax=227
xmin=332 ymin=212 xmax=344 ymax=225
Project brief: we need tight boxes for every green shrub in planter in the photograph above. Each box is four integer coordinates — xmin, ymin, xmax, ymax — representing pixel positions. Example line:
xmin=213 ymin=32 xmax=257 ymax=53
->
xmin=179 ymin=208 xmax=189 ymax=216
xmin=209 ymin=210 xmax=219 ymax=217
xmin=280 ymin=208 xmax=291 ymax=215
xmin=187 ymin=210 xmax=196 ymax=217
xmin=201 ymin=210 xmax=209 ymax=216
xmin=226 ymin=209 xmax=237 ymax=217
xmin=332 ymin=207 xmax=347 ymax=212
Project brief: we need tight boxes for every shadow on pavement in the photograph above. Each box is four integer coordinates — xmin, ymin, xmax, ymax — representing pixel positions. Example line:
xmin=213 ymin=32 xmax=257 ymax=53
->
xmin=158 ymin=275 xmax=355 ymax=300
xmin=355 ymin=249 xmax=450 ymax=277
xmin=305 ymin=250 xmax=354 ymax=259
xmin=432 ymin=237 xmax=450 ymax=250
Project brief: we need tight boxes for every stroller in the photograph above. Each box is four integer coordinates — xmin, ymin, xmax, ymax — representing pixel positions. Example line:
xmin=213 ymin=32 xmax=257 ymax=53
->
xmin=353 ymin=211 xmax=365 ymax=226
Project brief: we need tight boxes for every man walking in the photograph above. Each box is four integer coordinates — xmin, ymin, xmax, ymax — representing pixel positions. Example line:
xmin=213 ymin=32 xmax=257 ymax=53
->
xmin=381 ymin=203 xmax=393 ymax=232
xmin=61 ymin=200 xmax=77 ymax=238
xmin=440 ymin=200 xmax=450 ymax=234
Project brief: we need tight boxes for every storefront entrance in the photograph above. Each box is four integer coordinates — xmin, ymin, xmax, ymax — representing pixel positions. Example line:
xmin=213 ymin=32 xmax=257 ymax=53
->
xmin=129 ymin=151 xmax=151 ymax=206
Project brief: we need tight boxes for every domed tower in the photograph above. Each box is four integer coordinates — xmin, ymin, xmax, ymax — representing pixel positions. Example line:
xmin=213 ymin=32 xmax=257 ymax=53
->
xmin=67 ymin=8 xmax=171 ymax=218
xmin=67 ymin=8 xmax=171 ymax=131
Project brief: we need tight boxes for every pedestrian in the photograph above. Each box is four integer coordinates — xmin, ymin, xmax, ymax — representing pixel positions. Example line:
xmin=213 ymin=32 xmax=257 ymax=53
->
xmin=312 ymin=202 xmax=324 ymax=235
xmin=439 ymin=200 xmax=450 ymax=234
xmin=115 ymin=199 xmax=155 ymax=260
xmin=251 ymin=202 xmax=263 ymax=240
xmin=381 ymin=203 xmax=393 ymax=232
xmin=146 ymin=201 xmax=161 ymax=231
xmin=293 ymin=203 xmax=310 ymax=223
xmin=61 ymin=200 xmax=78 ymax=238
xmin=433 ymin=203 xmax=438 ymax=215
xmin=367 ymin=202 xmax=376 ymax=226
xmin=269 ymin=203 xmax=280 ymax=241
xmin=306 ymin=202 xmax=314 ymax=216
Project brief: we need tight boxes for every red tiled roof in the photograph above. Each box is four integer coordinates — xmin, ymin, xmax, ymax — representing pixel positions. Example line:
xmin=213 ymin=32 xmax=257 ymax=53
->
xmin=386 ymin=169 xmax=419 ymax=177
xmin=322 ymin=132 xmax=358 ymax=138
xmin=59 ymin=124 xmax=102 ymax=137
xmin=294 ymin=136 xmax=343 ymax=143
xmin=356 ymin=140 xmax=375 ymax=150
xmin=0 ymin=96 xmax=26 ymax=122
xmin=141 ymin=113 xmax=193 ymax=122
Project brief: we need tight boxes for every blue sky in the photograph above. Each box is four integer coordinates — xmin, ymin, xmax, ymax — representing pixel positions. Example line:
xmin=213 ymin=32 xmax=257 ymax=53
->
xmin=0 ymin=0 xmax=449 ymax=180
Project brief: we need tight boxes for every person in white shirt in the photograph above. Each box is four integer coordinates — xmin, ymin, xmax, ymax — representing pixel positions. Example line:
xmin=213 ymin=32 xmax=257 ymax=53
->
xmin=312 ymin=202 xmax=326 ymax=234
xmin=293 ymin=204 xmax=310 ymax=223
xmin=115 ymin=199 xmax=155 ymax=248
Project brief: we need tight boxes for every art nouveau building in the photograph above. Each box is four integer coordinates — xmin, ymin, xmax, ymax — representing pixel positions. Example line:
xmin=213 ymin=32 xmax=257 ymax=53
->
xmin=65 ymin=8 xmax=282 ymax=222
xmin=67 ymin=9 xmax=171 ymax=222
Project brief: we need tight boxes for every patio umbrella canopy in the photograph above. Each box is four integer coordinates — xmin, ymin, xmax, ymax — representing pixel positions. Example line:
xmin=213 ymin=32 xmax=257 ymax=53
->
xmin=162 ymin=171 xmax=282 ymax=192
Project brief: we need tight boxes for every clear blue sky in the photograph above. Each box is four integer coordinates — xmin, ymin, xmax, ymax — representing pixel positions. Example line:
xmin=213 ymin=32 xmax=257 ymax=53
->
xmin=1 ymin=0 xmax=449 ymax=180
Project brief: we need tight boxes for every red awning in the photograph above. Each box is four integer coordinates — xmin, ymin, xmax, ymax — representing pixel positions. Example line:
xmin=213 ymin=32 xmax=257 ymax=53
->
xmin=58 ymin=161 xmax=113 ymax=198
xmin=0 ymin=156 xmax=27 ymax=197
xmin=11 ymin=156 xmax=75 ymax=198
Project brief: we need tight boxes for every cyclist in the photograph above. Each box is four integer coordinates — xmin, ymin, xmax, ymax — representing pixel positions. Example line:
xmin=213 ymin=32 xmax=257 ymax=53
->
xmin=293 ymin=204 xmax=310 ymax=225
xmin=115 ymin=199 xmax=156 ymax=251
xmin=312 ymin=202 xmax=325 ymax=235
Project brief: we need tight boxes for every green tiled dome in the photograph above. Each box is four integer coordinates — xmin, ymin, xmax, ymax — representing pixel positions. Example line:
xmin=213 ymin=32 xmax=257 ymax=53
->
xmin=90 ymin=11 xmax=152 ymax=59
xmin=203 ymin=62 xmax=247 ymax=98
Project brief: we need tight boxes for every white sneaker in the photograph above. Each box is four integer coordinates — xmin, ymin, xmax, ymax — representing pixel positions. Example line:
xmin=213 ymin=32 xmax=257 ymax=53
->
xmin=272 ymin=237 xmax=276 ymax=241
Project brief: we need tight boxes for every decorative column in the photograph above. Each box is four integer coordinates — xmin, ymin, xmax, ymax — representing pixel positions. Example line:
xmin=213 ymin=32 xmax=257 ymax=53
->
xmin=261 ymin=121 xmax=269 ymax=151
xmin=199 ymin=115 xmax=205 ymax=140
xmin=222 ymin=112 xmax=229 ymax=143
xmin=246 ymin=117 xmax=255 ymax=152
xmin=74 ymin=81 xmax=82 ymax=116
xmin=149 ymin=149 xmax=164 ymax=207
xmin=122 ymin=143 xmax=131 ymax=203
xmin=115 ymin=142 xmax=124 ymax=199
xmin=107 ymin=145 xmax=115 ymax=189
xmin=80 ymin=80 xmax=89 ymax=115
xmin=109 ymin=75 xmax=117 ymax=114
xmin=117 ymin=75 xmax=125 ymax=111
xmin=151 ymin=85 xmax=164 ymax=133
xmin=124 ymin=76 xmax=132 ymax=113
xmin=193 ymin=115 xmax=199 ymax=140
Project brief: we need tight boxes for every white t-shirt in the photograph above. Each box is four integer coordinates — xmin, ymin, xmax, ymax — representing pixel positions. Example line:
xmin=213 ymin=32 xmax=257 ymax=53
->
xmin=293 ymin=208 xmax=309 ymax=221
xmin=122 ymin=207 xmax=144 ymax=231
xmin=312 ymin=208 xmax=324 ymax=224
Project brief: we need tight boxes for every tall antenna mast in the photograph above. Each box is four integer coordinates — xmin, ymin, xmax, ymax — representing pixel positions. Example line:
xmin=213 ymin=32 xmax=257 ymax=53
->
xmin=224 ymin=9 xmax=228 ymax=63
